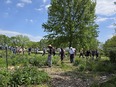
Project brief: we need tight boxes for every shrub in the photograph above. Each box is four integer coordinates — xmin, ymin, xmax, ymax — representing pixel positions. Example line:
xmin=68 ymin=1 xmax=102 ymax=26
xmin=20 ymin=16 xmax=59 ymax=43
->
xmin=29 ymin=56 xmax=47 ymax=67
xmin=10 ymin=66 xmax=50 ymax=86
xmin=0 ymin=66 xmax=50 ymax=86
xmin=10 ymin=57 xmax=29 ymax=66
xmin=103 ymin=35 xmax=116 ymax=63
xmin=109 ymin=49 xmax=116 ymax=63
xmin=78 ymin=64 xmax=85 ymax=71
xmin=0 ymin=69 xmax=11 ymax=87
xmin=93 ymin=61 xmax=116 ymax=73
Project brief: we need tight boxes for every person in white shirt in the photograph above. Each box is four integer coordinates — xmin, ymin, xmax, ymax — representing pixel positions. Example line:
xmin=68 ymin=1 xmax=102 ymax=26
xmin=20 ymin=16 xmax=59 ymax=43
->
xmin=69 ymin=47 xmax=75 ymax=63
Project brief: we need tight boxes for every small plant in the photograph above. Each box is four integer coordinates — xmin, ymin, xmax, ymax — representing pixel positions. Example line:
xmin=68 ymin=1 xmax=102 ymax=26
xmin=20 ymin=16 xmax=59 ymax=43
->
xmin=73 ymin=58 xmax=80 ymax=66
xmin=78 ymin=64 xmax=85 ymax=71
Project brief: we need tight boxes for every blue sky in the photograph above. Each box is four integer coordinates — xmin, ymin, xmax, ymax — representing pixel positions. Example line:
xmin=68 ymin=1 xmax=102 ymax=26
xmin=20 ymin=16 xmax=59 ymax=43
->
xmin=0 ymin=0 xmax=116 ymax=43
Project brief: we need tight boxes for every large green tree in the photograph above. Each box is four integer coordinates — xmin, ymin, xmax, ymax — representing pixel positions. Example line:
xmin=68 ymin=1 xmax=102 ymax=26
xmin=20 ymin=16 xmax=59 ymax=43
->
xmin=42 ymin=0 xmax=98 ymax=49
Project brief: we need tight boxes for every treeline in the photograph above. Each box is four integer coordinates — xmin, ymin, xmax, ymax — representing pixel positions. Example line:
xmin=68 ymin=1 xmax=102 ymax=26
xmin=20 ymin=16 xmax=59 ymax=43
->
xmin=0 ymin=34 xmax=46 ymax=49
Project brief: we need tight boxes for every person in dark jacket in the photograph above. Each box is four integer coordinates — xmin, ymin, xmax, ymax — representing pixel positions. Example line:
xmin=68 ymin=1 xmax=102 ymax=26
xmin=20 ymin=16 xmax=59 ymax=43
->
xmin=60 ymin=48 xmax=65 ymax=62
xmin=47 ymin=45 xmax=53 ymax=67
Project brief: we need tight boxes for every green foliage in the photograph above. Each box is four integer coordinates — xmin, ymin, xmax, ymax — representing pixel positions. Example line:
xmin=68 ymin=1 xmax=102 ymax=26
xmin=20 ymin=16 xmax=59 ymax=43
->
xmin=78 ymin=64 xmax=85 ymax=71
xmin=109 ymin=50 xmax=116 ymax=63
xmin=93 ymin=61 xmax=116 ymax=73
xmin=103 ymin=35 xmax=116 ymax=62
xmin=0 ymin=66 xmax=50 ymax=86
xmin=0 ymin=69 xmax=11 ymax=87
xmin=0 ymin=58 xmax=6 ymax=67
xmin=11 ymin=66 xmax=50 ymax=86
xmin=74 ymin=58 xmax=116 ymax=73
xmin=29 ymin=56 xmax=47 ymax=67
xmin=73 ymin=58 xmax=81 ymax=66
xmin=8 ymin=55 xmax=29 ymax=66
xmin=42 ymin=0 xmax=98 ymax=48
xmin=0 ymin=34 xmax=10 ymax=45
xmin=52 ymin=56 xmax=59 ymax=65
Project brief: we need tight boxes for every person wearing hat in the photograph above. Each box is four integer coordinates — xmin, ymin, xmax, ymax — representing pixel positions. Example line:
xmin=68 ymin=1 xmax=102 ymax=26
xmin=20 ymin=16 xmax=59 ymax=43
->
xmin=69 ymin=47 xmax=75 ymax=63
xmin=47 ymin=44 xmax=53 ymax=67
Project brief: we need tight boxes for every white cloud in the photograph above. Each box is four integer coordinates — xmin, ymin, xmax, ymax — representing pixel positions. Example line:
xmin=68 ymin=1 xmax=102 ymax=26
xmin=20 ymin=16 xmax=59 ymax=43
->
xmin=21 ymin=0 xmax=32 ymax=4
xmin=35 ymin=8 xmax=43 ymax=11
xmin=0 ymin=29 xmax=42 ymax=42
xmin=43 ymin=0 xmax=47 ymax=3
xmin=96 ymin=0 xmax=116 ymax=16
xmin=107 ymin=24 xmax=115 ymax=29
xmin=17 ymin=0 xmax=32 ymax=8
xmin=25 ymin=19 xmax=34 ymax=23
xmin=6 ymin=0 xmax=12 ymax=4
xmin=45 ymin=4 xmax=51 ymax=10
xmin=17 ymin=3 xmax=25 ymax=7
xmin=96 ymin=17 xmax=108 ymax=23
xmin=96 ymin=17 xmax=115 ymax=23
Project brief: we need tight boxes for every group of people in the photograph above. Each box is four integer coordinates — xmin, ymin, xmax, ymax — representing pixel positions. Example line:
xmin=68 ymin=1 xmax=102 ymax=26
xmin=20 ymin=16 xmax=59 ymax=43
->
xmin=8 ymin=45 xmax=99 ymax=67
xmin=10 ymin=46 xmax=26 ymax=54
xmin=46 ymin=45 xmax=99 ymax=67
xmin=79 ymin=48 xmax=99 ymax=59
xmin=46 ymin=45 xmax=76 ymax=67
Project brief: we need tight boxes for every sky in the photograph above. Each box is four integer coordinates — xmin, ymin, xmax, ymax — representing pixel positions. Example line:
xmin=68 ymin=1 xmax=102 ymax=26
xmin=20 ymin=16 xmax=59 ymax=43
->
xmin=0 ymin=0 xmax=116 ymax=43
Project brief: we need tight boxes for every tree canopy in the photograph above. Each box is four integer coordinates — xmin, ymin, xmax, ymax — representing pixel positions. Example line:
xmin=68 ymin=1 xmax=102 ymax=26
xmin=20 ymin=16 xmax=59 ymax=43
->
xmin=42 ymin=0 xmax=99 ymax=49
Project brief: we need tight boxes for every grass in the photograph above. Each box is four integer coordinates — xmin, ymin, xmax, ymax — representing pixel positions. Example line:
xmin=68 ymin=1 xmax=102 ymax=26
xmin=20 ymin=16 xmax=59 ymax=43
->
xmin=0 ymin=50 xmax=116 ymax=87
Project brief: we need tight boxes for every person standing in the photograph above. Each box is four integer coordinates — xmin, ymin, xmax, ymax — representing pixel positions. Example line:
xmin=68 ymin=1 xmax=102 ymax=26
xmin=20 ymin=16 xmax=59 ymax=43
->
xmin=69 ymin=47 xmax=75 ymax=63
xmin=42 ymin=47 xmax=46 ymax=56
xmin=47 ymin=45 xmax=53 ymax=67
xmin=79 ymin=48 xmax=84 ymax=58
xmin=60 ymin=48 xmax=65 ymax=62
xmin=28 ymin=47 xmax=31 ymax=55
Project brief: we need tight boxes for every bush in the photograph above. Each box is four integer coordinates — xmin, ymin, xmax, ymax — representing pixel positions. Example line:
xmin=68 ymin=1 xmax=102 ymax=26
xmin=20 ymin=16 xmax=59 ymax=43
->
xmin=29 ymin=56 xmax=47 ymax=67
xmin=0 ymin=66 xmax=50 ymax=86
xmin=93 ymin=61 xmax=116 ymax=73
xmin=109 ymin=49 xmax=116 ymax=63
xmin=0 ymin=69 xmax=11 ymax=87
xmin=103 ymin=35 xmax=116 ymax=63
xmin=11 ymin=66 xmax=50 ymax=86
xmin=78 ymin=64 xmax=85 ymax=71
xmin=8 ymin=55 xmax=29 ymax=66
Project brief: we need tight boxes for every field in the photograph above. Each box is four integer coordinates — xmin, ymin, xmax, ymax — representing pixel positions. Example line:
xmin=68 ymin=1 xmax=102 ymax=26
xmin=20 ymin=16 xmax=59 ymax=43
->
xmin=0 ymin=50 xmax=116 ymax=87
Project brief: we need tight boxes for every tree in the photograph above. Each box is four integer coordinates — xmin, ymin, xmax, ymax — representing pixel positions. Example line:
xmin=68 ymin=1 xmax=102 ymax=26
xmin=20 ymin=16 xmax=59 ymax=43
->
xmin=42 ymin=0 xmax=98 ymax=49
xmin=0 ymin=35 xmax=10 ymax=46
xmin=103 ymin=35 xmax=116 ymax=62
xmin=10 ymin=35 xmax=30 ymax=47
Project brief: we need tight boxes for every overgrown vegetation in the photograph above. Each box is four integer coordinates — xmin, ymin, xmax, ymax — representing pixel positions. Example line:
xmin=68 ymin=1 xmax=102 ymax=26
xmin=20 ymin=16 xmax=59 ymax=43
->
xmin=91 ymin=76 xmax=116 ymax=87
xmin=0 ymin=66 xmax=50 ymax=87
xmin=103 ymin=35 xmax=116 ymax=63
xmin=74 ymin=58 xmax=116 ymax=73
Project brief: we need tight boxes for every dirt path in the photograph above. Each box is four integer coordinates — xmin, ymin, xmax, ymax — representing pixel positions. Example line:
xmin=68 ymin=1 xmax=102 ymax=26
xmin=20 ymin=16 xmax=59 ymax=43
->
xmin=41 ymin=61 xmax=115 ymax=87
xmin=41 ymin=62 xmax=91 ymax=87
